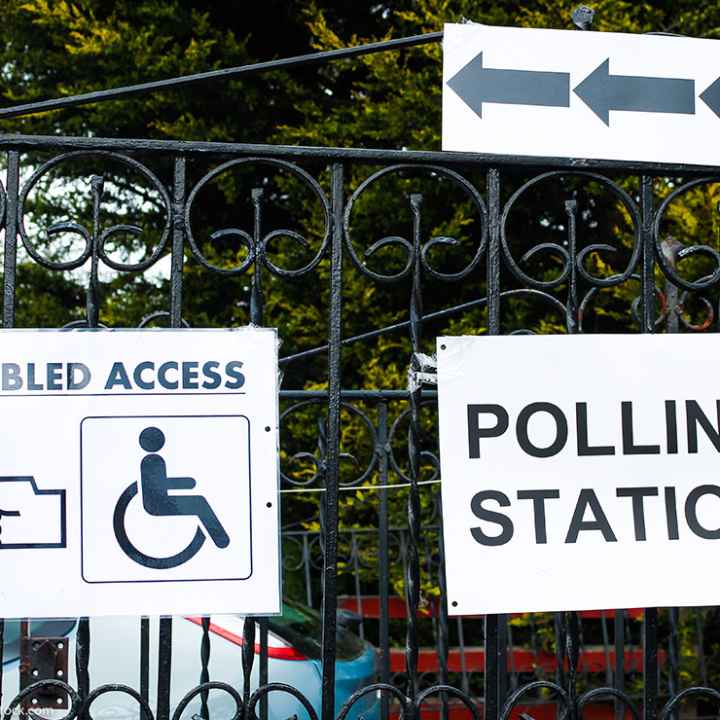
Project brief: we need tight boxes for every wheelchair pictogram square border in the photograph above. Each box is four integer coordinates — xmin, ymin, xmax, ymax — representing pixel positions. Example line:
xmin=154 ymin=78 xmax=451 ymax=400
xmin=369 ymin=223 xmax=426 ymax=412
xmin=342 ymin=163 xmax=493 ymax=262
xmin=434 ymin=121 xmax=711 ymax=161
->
xmin=79 ymin=414 xmax=253 ymax=585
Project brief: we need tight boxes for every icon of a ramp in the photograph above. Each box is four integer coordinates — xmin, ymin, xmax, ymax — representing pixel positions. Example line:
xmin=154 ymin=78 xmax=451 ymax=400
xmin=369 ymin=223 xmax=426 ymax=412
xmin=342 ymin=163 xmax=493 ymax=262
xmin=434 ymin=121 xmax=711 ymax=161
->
xmin=0 ymin=477 xmax=66 ymax=549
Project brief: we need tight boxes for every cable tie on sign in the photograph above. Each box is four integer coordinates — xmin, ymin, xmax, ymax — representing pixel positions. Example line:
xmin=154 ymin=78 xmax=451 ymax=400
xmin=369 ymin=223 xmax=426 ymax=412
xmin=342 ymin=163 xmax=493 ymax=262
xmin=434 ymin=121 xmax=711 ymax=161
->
xmin=279 ymin=478 xmax=441 ymax=494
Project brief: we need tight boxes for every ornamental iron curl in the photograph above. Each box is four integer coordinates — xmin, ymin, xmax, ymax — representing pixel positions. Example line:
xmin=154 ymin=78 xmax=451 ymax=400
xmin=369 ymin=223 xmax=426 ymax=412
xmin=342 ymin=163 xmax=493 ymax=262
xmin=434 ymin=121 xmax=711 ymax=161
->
xmin=654 ymin=178 xmax=720 ymax=291
xmin=184 ymin=158 xmax=330 ymax=278
xmin=19 ymin=151 xmax=171 ymax=272
xmin=501 ymin=171 xmax=641 ymax=290
xmin=344 ymin=164 xmax=487 ymax=282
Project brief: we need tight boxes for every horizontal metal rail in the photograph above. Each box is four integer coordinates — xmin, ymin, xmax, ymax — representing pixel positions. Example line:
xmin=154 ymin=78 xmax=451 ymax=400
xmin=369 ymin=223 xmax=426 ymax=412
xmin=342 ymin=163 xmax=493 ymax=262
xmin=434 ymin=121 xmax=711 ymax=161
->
xmin=0 ymin=32 xmax=443 ymax=121
xmin=1 ymin=133 xmax=718 ymax=175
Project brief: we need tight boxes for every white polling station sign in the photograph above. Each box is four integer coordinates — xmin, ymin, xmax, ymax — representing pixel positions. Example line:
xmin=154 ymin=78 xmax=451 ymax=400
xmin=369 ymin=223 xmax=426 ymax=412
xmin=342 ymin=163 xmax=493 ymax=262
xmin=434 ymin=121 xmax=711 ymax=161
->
xmin=443 ymin=23 xmax=720 ymax=166
xmin=438 ymin=334 xmax=720 ymax=615
xmin=0 ymin=328 xmax=280 ymax=618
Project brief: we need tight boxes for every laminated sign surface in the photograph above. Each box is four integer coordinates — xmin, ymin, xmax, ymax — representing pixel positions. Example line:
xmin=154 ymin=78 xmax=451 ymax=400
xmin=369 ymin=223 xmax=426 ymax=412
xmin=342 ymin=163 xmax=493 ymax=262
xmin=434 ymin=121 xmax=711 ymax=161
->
xmin=0 ymin=328 xmax=280 ymax=618
xmin=438 ymin=334 xmax=720 ymax=615
xmin=443 ymin=23 xmax=720 ymax=166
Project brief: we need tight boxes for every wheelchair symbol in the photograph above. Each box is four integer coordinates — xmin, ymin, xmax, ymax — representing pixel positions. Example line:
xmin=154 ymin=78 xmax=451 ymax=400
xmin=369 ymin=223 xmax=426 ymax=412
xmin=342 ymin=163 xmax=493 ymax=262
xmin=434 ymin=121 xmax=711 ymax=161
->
xmin=113 ymin=426 xmax=230 ymax=570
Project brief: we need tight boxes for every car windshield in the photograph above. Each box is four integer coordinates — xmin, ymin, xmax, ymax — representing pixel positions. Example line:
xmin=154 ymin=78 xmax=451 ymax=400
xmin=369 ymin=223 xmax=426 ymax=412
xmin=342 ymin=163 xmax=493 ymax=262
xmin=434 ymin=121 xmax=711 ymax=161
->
xmin=267 ymin=600 xmax=365 ymax=661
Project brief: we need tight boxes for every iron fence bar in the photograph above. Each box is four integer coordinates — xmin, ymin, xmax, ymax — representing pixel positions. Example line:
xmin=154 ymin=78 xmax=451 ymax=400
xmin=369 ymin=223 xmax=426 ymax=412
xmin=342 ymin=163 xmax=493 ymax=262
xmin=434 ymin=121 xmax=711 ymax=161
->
xmin=600 ymin=611 xmax=611 ymax=687
xmin=695 ymin=609 xmax=708 ymax=687
xmin=258 ymin=619 xmax=269 ymax=720
xmin=566 ymin=612 xmax=580 ymax=720
xmin=404 ymin=192 xmax=425 ymax=701
xmin=3 ymin=150 xmax=20 ymax=329
xmin=456 ymin=617 xmax=470 ymax=697
xmin=668 ymin=609 xmax=679 ymax=720
xmin=484 ymin=166 xmax=501 ymax=720
xmin=319 ymin=161 xmax=344 ymax=720
xmin=200 ymin=617 xmax=211 ymax=720
xmin=170 ymin=156 xmax=186 ymax=327
xmin=246 ymin=175 xmax=269 ymax=720
xmin=76 ymin=617 xmax=90 ymax=716
xmin=2 ymin=134 xmax=720 ymax=175
xmin=378 ymin=402 xmax=391 ymax=720
xmin=614 ymin=610 xmax=625 ymax=720
xmin=140 ymin=617 xmax=150 ymax=706
xmin=644 ymin=609 xmax=658 ymax=720
xmin=436 ymin=494 xmax=450 ymax=720
xmin=640 ymin=174 xmax=658 ymax=720
xmin=250 ymin=188 xmax=265 ymax=325
xmin=565 ymin=199 xmax=578 ymax=333
xmin=157 ymin=617 xmax=173 ymax=720
xmin=0 ymin=32 xmax=442 ymax=121
xmin=241 ymin=616 xmax=256 ymax=719
xmin=497 ymin=615 xmax=508 ymax=706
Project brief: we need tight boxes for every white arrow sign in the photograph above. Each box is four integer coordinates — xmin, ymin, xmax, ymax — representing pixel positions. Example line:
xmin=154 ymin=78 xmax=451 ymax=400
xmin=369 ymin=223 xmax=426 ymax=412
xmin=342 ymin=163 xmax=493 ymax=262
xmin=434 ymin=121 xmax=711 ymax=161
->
xmin=443 ymin=23 xmax=720 ymax=166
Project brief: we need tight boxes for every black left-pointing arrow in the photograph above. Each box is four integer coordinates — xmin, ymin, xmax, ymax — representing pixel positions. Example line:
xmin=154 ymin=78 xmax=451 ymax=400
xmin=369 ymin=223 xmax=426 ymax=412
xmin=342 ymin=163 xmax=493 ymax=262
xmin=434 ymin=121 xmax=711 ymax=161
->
xmin=574 ymin=59 xmax=695 ymax=125
xmin=447 ymin=52 xmax=570 ymax=118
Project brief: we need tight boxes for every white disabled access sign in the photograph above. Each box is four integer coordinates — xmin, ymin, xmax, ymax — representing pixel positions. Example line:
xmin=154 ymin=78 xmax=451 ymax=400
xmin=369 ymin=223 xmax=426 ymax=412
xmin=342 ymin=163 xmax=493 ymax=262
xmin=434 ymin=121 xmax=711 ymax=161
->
xmin=438 ymin=334 xmax=720 ymax=615
xmin=0 ymin=329 xmax=280 ymax=618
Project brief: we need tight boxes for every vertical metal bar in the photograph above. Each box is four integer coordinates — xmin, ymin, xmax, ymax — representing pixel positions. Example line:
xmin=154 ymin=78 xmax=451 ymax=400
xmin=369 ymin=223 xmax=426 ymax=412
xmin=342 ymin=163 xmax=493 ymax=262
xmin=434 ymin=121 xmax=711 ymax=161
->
xmin=405 ymin=192 xmax=424 ymax=701
xmin=695 ymin=609 xmax=707 ymax=687
xmin=156 ymin=617 xmax=172 ymax=720
xmin=140 ymin=617 xmax=150 ymax=706
xmin=436 ymin=495 xmax=450 ymax=720
xmin=248 ymin=183 xmax=267 ymax=719
xmin=242 ymin=617 xmax=256 ymax=716
xmin=668 ymin=608 xmax=679 ymax=720
xmin=614 ymin=610 xmax=625 ymax=720
xmin=3 ymin=151 xmax=19 ymax=328
xmin=250 ymin=188 xmax=265 ymax=325
xmin=320 ymin=162 xmax=344 ymax=720
xmin=20 ymin=620 xmax=29 ymax=720
xmin=86 ymin=175 xmax=103 ymax=328
xmin=155 ymin=157 xmax=184 ymax=720
xmin=259 ymin=618 xmax=269 ymax=720
xmin=640 ymin=176 xmax=656 ymax=333
xmin=170 ymin=155 xmax=186 ymax=327
xmin=640 ymin=176 xmax=658 ymax=720
xmin=644 ymin=608 xmax=658 ymax=720
xmin=457 ymin=618 xmax=470 ymax=696
xmin=600 ymin=611 xmax=611 ymax=687
xmin=497 ymin=615 xmax=508 ymax=703
xmin=378 ymin=403 xmax=390 ymax=720
xmin=566 ymin=612 xmax=580 ymax=720
xmin=200 ymin=617 xmax=211 ymax=720
xmin=484 ymin=167 xmax=502 ymax=720
xmin=76 ymin=618 xmax=90 ymax=720
xmin=565 ymin=199 xmax=578 ymax=333
xmin=485 ymin=615 xmax=500 ymax=720
xmin=486 ymin=168 xmax=501 ymax=335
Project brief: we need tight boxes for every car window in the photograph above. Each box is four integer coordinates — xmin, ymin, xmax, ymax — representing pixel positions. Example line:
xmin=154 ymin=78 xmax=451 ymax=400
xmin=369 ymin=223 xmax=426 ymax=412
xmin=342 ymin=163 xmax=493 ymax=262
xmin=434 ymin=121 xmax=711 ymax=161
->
xmin=266 ymin=600 xmax=365 ymax=661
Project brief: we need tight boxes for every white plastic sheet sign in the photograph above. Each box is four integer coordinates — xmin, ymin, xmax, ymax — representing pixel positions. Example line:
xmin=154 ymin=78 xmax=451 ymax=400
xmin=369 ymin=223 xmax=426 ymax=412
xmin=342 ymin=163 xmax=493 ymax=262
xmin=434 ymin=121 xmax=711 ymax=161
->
xmin=443 ymin=23 xmax=720 ymax=166
xmin=0 ymin=328 xmax=280 ymax=618
xmin=438 ymin=334 xmax=720 ymax=615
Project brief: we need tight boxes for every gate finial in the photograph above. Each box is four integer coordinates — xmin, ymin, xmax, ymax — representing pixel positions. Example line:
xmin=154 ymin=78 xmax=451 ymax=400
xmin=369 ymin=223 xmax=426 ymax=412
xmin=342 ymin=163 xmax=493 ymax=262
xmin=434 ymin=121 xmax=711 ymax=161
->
xmin=571 ymin=5 xmax=595 ymax=30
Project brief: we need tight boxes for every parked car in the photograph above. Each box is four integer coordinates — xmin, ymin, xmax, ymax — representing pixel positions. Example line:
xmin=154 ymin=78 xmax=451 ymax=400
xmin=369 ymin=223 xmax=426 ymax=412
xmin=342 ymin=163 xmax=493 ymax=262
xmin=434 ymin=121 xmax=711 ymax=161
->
xmin=1 ymin=600 xmax=379 ymax=720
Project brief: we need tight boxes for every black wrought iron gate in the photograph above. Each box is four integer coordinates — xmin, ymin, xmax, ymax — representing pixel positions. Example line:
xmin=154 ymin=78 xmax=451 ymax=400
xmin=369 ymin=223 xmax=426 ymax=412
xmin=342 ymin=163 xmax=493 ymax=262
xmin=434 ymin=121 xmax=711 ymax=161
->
xmin=0 ymin=26 xmax=719 ymax=720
